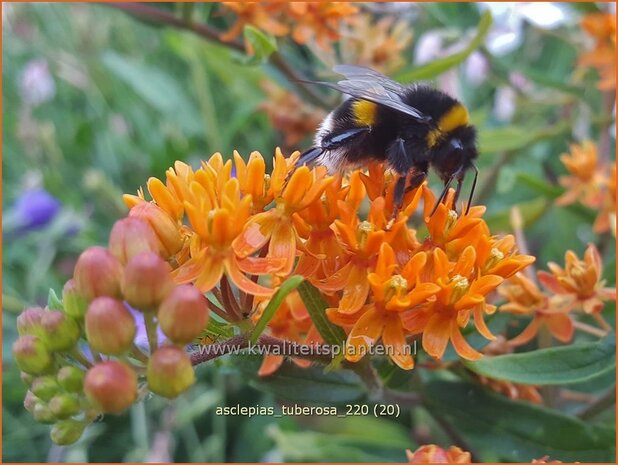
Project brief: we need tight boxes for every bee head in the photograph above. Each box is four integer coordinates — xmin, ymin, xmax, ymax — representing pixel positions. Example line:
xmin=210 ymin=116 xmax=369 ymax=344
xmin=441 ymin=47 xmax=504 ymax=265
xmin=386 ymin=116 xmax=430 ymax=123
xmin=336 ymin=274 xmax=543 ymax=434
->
xmin=432 ymin=125 xmax=478 ymax=177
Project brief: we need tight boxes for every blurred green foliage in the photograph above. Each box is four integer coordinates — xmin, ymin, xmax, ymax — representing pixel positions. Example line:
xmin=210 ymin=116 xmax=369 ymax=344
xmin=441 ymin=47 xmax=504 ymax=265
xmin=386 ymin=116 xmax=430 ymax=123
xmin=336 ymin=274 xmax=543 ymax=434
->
xmin=3 ymin=2 xmax=615 ymax=462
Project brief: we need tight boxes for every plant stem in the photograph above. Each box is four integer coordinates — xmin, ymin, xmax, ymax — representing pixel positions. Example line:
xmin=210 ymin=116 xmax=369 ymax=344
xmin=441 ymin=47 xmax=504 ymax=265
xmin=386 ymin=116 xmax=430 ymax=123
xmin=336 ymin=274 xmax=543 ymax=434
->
xmin=144 ymin=313 xmax=159 ymax=355
xmin=577 ymin=386 xmax=616 ymax=420
xmin=430 ymin=412 xmax=480 ymax=462
xmin=573 ymin=320 xmax=609 ymax=338
xmin=107 ymin=2 xmax=331 ymax=108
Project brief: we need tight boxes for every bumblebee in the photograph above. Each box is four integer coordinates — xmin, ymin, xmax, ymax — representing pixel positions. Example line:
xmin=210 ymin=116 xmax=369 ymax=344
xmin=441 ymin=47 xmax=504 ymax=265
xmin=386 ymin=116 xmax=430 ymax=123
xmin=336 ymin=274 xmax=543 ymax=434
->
xmin=298 ymin=64 xmax=479 ymax=215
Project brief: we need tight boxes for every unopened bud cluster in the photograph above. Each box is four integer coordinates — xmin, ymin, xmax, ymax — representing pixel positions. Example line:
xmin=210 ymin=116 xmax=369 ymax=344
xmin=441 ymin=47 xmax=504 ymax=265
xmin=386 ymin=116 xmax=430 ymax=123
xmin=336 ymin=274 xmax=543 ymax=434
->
xmin=13 ymin=216 xmax=209 ymax=445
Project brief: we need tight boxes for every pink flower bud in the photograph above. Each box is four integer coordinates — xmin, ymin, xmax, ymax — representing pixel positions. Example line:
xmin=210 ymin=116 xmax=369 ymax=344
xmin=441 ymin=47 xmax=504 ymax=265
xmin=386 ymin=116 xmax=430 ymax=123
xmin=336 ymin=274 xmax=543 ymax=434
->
xmin=13 ymin=335 xmax=53 ymax=374
xmin=40 ymin=310 xmax=80 ymax=352
xmin=84 ymin=361 xmax=138 ymax=413
xmin=62 ymin=279 xmax=88 ymax=319
xmin=158 ymin=285 xmax=209 ymax=344
xmin=24 ymin=390 xmax=38 ymax=413
xmin=147 ymin=346 xmax=195 ymax=398
xmin=109 ymin=217 xmax=160 ymax=264
xmin=50 ymin=419 xmax=86 ymax=445
xmin=17 ymin=306 xmax=46 ymax=336
xmin=85 ymin=297 xmax=136 ymax=355
xmin=21 ymin=372 xmax=34 ymax=386
xmin=57 ymin=366 xmax=85 ymax=393
xmin=129 ymin=203 xmax=183 ymax=258
xmin=122 ymin=252 xmax=174 ymax=311
xmin=74 ymin=246 xmax=123 ymax=300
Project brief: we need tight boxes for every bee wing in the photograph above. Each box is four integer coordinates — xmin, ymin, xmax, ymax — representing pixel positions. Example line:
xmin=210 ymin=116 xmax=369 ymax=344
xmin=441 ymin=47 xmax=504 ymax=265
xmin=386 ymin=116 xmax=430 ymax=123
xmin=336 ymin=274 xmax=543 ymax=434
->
xmin=330 ymin=65 xmax=431 ymax=122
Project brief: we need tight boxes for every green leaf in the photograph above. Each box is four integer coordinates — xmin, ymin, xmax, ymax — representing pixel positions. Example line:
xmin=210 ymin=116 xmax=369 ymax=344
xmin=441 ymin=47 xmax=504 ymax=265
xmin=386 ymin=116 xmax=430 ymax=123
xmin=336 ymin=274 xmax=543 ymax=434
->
xmin=297 ymin=281 xmax=347 ymax=347
xmin=396 ymin=10 xmax=492 ymax=82
xmin=423 ymin=380 xmax=616 ymax=462
xmin=47 ymin=289 xmax=63 ymax=311
xmin=229 ymin=354 xmax=367 ymax=405
xmin=101 ymin=51 xmax=202 ymax=135
xmin=242 ymin=25 xmax=278 ymax=65
xmin=485 ymin=197 xmax=548 ymax=231
xmin=268 ymin=419 xmax=410 ymax=462
xmin=465 ymin=334 xmax=616 ymax=385
xmin=250 ymin=275 xmax=304 ymax=343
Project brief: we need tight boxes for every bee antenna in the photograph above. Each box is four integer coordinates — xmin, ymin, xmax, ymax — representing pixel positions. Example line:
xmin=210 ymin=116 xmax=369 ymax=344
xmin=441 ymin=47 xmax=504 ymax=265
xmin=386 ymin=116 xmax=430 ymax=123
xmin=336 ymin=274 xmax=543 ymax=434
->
xmin=465 ymin=163 xmax=479 ymax=215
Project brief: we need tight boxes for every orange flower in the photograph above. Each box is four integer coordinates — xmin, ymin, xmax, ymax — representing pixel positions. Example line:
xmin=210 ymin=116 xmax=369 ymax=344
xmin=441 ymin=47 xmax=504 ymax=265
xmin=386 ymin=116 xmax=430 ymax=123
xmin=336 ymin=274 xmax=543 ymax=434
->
xmin=475 ymin=233 xmax=536 ymax=279
xmin=556 ymin=142 xmax=607 ymax=209
xmin=538 ymin=244 xmax=615 ymax=315
xmin=579 ymin=12 xmax=616 ymax=90
xmin=499 ymin=273 xmax=575 ymax=345
xmin=330 ymin=243 xmax=439 ymax=370
xmin=295 ymin=176 xmax=349 ymax=281
xmin=232 ymin=150 xmax=273 ymax=213
xmin=233 ymin=149 xmax=333 ymax=276
xmin=259 ymin=81 xmax=326 ymax=148
xmin=406 ymin=445 xmax=471 ymax=463
xmin=401 ymin=246 xmax=503 ymax=361
xmin=338 ymin=15 xmax=413 ymax=73
xmin=220 ymin=2 xmax=358 ymax=51
xmin=420 ymin=186 xmax=488 ymax=259
xmin=593 ymin=162 xmax=616 ymax=235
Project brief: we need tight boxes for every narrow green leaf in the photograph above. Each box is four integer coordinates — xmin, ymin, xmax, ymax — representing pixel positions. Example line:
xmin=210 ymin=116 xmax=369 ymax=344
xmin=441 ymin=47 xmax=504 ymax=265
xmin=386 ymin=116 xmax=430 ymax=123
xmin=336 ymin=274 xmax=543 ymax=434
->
xmin=230 ymin=354 xmax=366 ymax=404
xmin=297 ymin=281 xmax=347 ymax=346
xmin=485 ymin=197 xmax=548 ymax=231
xmin=465 ymin=334 xmax=616 ymax=385
xmin=423 ymin=380 xmax=616 ymax=462
xmin=242 ymin=25 xmax=278 ymax=65
xmin=47 ymin=289 xmax=63 ymax=311
xmin=396 ymin=10 xmax=492 ymax=82
xmin=250 ymin=275 xmax=304 ymax=343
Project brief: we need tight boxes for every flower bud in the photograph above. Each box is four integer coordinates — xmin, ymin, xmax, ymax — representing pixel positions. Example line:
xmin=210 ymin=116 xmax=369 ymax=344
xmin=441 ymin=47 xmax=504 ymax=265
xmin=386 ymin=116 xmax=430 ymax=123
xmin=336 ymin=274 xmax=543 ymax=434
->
xmin=158 ymin=285 xmax=209 ymax=344
xmin=84 ymin=362 xmax=137 ymax=413
xmin=32 ymin=402 xmax=56 ymax=424
xmin=85 ymin=297 xmax=136 ymax=355
xmin=129 ymin=203 xmax=183 ymax=258
xmin=13 ymin=335 xmax=53 ymax=374
xmin=62 ymin=279 xmax=88 ymax=319
xmin=49 ymin=393 xmax=81 ymax=419
xmin=40 ymin=310 xmax=80 ymax=352
xmin=21 ymin=372 xmax=34 ymax=386
xmin=31 ymin=376 xmax=60 ymax=401
xmin=74 ymin=246 xmax=123 ymax=300
xmin=24 ymin=390 xmax=38 ymax=413
xmin=122 ymin=252 xmax=174 ymax=311
xmin=17 ymin=306 xmax=46 ymax=336
xmin=147 ymin=346 xmax=195 ymax=398
xmin=51 ymin=419 xmax=85 ymax=445
xmin=57 ymin=366 xmax=85 ymax=393
xmin=109 ymin=217 xmax=160 ymax=265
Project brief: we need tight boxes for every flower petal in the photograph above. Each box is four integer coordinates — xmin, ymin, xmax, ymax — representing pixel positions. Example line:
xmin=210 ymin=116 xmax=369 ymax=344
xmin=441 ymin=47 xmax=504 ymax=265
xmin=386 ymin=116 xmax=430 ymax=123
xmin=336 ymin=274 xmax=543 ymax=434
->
xmin=269 ymin=222 xmax=297 ymax=276
xmin=232 ymin=211 xmax=278 ymax=257
xmin=382 ymin=318 xmax=414 ymax=370
xmin=317 ymin=261 xmax=353 ymax=292
xmin=225 ymin=257 xmax=273 ymax=297
xmin=237 ymin=256 xmax=286 ymax=275
xmin=194 ymin=256 xmax=225 ymax=292
xmin=450 ymin=323 xmax=482 ymax=361
xmin=508 ymin=318 xmax=541 ymax=347
xmin=258 ymin=355 xmax=284 ymax=377
xmin=345 ymin=307 xmax=384 ymax=363
xmin=339 ymin=266 xmax=370 ymax=314
xmin=544 ymin=313 xmax=574 ymax=343
xmin=422 ymin=314 xmax=451 ymax=360
xmin=473 ymin=304 xmax=496 ymax=340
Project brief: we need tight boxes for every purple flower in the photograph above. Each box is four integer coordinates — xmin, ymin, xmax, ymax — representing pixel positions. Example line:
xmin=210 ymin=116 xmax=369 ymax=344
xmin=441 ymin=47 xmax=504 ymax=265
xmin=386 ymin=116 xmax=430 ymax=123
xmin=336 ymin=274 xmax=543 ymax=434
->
xmin=127 ymin=304 xmax=166 ymax=349
xmin=12 ymin=189 xmax=61 ymax=232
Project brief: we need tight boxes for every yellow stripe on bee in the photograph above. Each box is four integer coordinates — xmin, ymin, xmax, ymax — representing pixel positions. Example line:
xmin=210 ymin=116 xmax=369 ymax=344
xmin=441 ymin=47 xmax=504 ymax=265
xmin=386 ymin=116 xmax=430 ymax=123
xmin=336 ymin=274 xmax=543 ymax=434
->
xmin=352 ymin=100 xmax=377 ymax=126
xmin=426 ymin=103 xmax=470 ymax=148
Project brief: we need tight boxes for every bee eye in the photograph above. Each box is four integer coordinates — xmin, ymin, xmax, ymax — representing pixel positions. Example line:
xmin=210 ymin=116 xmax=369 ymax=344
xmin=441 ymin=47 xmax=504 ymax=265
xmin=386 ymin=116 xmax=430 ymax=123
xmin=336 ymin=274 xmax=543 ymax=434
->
xmin=450 ymin=138 xmax=463 ymax=151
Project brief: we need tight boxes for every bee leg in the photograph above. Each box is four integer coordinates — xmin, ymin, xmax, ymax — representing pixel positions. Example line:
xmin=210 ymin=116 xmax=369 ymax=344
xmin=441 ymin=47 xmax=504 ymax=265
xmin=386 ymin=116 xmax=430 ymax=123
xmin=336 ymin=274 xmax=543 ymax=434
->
xmin=404 ymin=168 xmax=427 ymax=193
xmin=464 ymin=163 xmax=479 ymax=215
xmin=392 ymin=175 xmax=408 ymax=218
xmin=429 ymin=175 xmax=456 ymax=217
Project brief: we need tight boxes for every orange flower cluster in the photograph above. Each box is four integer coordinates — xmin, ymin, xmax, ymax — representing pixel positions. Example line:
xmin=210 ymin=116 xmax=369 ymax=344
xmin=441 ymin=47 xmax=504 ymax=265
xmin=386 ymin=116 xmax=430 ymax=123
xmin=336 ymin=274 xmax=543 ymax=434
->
xmin=500 ymin=244 xmax=614 ymax=345
xmin=555 ymin=141 xmax=616 ymax=234
xmin=220 ymin=2 xmax=359 ymax=51
xmin=259 ymin=81 xmax=326 ymax=148
xmin=406 ymin=444 xmax=471 ymax=463
xmin=579 ymin=12 xmax=616 ymax=90
xmin=124 ymin=150 xmax=535 ymax=372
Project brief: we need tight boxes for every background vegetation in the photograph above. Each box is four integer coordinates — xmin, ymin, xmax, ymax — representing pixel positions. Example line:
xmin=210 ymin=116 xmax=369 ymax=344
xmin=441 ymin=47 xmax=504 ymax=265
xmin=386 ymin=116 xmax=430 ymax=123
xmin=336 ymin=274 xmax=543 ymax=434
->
xmin=3 ymin=2 xmax=615 ymax=462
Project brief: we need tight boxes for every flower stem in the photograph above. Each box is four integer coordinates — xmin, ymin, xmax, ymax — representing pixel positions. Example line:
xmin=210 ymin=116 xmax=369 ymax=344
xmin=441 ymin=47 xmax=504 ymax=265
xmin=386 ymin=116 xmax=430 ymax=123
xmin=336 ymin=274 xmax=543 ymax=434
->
xmin=144 ymin=313 xmax=159 ymax=355
xmin=576 ymin=386 xmax=616 ymax=420
xmin=69 ymin=347 xmax=93 ymax=368
xmin=573 ymin=319 xmax=609 ymax=338
xmin=130 ymin=343 xmax=149 ymax=364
